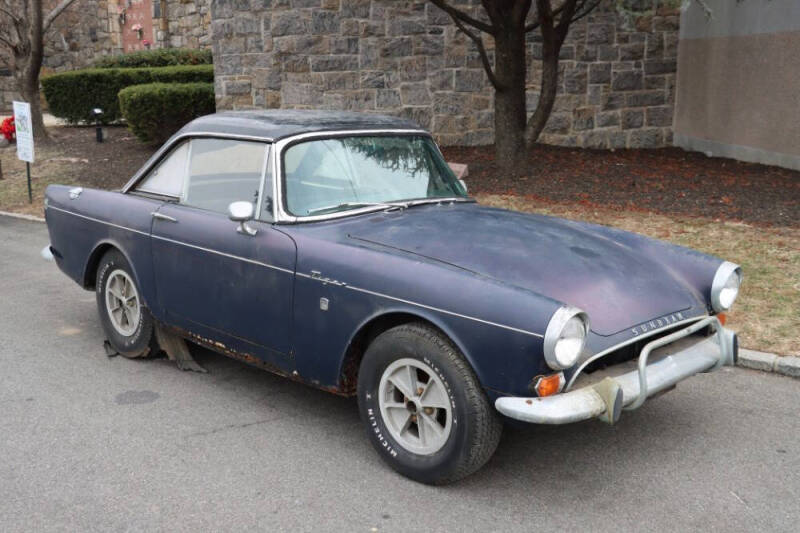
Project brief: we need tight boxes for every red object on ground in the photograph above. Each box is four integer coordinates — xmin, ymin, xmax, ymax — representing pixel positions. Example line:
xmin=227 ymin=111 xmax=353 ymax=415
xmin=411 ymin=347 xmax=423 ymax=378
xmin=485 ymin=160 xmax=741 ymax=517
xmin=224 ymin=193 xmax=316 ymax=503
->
xmin=0 ymin=116 xmax=14 ymax=142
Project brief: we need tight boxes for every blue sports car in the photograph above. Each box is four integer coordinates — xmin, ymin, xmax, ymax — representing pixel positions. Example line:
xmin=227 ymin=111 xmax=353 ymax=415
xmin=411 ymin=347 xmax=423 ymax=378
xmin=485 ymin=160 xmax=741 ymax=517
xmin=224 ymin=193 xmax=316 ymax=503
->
xmin=44 ymin=111 xmax=741 ymax=484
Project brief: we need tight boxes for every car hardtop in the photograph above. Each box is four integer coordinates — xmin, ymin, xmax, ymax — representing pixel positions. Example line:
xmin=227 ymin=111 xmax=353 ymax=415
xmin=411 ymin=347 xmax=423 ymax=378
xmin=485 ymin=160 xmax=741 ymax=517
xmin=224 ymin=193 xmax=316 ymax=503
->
xmin=177 ymin=110 xmax=427 ymax=141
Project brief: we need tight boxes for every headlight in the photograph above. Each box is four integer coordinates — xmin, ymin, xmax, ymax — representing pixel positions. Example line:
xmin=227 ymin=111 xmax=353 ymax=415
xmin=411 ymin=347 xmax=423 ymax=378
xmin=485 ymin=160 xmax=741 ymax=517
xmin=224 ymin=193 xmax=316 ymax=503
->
xmin=711 ymin=261 xmax=742 ymax=312
xmin=543 ymin=306 xmax=589 ymax=370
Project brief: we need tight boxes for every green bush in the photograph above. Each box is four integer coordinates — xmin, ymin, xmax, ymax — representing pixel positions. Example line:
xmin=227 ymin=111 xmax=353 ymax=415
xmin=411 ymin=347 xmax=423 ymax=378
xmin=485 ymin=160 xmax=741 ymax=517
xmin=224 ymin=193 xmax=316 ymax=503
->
xmin=118 ymin=82 xmax=215 ymax=144
xmin=93 ymin=48 xmax=212 ymax=69
xmin=41 ymin=65 xmax=213 ymax=124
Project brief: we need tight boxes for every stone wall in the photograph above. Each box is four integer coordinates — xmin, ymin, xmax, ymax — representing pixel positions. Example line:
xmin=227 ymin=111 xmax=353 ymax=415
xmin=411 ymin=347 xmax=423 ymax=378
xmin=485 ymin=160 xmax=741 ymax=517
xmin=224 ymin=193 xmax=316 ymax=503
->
xmin=153 ymin=0 xmax=211 ymax=48
xmin=211 ymin=0 xmax=679 ymax=148
xmin=1 ymin=0 xmax=115 ymax=110
xmin=1 ymin=0 xmax=211 ymax=112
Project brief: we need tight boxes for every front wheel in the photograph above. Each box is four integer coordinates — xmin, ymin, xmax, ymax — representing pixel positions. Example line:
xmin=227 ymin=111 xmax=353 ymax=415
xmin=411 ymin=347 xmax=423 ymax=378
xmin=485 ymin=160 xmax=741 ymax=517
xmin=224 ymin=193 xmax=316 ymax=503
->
xmin=357 ymin=323 xmax=502 ymax=484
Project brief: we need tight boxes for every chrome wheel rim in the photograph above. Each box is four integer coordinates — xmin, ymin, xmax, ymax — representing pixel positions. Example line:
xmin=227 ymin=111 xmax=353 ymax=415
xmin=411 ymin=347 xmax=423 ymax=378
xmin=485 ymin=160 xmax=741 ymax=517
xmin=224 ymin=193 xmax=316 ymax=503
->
xmin=105 ymin=269 xmax=141 ymax=337
xmin=378 ymin=358 xmax=453 ymax=455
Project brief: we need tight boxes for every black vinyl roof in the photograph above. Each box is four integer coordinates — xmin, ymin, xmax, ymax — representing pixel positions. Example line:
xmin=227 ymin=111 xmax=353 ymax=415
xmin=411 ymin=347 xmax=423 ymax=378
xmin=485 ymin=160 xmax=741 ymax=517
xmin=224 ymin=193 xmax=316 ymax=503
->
xmin=177 ymin=110 xmax=424 ymax=140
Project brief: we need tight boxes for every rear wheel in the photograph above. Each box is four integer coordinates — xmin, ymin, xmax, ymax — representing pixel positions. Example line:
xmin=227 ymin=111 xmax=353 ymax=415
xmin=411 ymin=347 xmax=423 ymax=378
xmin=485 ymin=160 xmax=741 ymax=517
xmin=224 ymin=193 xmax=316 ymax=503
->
xmin=96 ymin=249 xmax=157 ymax=358
xmin=357 ymin=323 xmax=502 ymax=484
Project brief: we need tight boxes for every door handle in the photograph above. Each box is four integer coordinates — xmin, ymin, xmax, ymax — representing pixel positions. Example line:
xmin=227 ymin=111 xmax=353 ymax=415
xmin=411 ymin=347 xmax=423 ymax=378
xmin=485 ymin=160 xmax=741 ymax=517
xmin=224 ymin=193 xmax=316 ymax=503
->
xmin=151 ymin=212 xmax=177 ymax=223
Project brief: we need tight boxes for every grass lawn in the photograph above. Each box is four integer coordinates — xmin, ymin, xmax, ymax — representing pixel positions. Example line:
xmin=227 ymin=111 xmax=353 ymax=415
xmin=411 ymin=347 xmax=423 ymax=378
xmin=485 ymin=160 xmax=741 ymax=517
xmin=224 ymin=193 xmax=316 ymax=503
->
xmin=478 ymin=194 xmax=799 ymax=357
xmin=1 ymin=126 xmax=797 ymax=356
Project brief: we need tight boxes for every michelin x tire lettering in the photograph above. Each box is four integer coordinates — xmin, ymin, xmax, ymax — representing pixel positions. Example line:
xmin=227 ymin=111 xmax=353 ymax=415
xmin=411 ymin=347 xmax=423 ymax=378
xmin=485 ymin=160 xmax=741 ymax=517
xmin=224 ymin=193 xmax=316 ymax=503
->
xmin=357 ymin=323 xmax=502 ymax=484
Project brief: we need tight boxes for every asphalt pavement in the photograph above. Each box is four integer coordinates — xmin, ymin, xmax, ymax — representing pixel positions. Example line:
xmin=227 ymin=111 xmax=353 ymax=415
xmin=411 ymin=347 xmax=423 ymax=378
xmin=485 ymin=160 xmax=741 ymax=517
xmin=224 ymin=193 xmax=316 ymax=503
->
xmin=1 ymin=215 xmax=799 ymax=532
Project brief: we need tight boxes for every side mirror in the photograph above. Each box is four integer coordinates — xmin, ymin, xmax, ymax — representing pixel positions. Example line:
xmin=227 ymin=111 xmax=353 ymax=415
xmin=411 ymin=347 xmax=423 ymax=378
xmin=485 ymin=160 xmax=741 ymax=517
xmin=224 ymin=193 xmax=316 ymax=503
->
xmin=458 ymin=179 xmax=468 ymax=193
xmin=228 ymin=201 xmax=257 ymax=236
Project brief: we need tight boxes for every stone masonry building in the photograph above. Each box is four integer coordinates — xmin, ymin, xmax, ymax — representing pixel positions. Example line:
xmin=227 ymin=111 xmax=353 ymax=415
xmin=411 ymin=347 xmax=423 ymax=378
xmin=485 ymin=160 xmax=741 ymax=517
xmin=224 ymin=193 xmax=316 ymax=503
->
xmin=211 ymin=0 xmax=679 ymax=148
xmin=1 ymin=0 xmax=211 ymax=110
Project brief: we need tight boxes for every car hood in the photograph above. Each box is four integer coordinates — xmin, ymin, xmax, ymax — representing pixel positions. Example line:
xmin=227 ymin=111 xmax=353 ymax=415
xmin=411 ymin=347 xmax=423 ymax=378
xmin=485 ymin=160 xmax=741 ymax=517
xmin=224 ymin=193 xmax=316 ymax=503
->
xmin=347 ymin=203 xmax=699 ymax=336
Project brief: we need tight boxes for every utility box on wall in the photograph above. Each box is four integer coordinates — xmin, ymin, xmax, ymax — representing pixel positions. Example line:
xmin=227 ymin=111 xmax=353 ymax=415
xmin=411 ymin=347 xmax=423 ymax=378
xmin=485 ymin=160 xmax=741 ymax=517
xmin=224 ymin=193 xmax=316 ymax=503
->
xmin=674 ymin=0 xmax=800 ymax=171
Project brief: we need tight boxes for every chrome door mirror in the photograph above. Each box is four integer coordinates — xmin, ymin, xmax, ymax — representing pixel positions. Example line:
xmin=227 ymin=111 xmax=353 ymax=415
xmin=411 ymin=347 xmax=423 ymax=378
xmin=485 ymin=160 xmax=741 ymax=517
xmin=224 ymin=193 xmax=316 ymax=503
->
xmin=228 ymin=201 xmax=257 ymax=236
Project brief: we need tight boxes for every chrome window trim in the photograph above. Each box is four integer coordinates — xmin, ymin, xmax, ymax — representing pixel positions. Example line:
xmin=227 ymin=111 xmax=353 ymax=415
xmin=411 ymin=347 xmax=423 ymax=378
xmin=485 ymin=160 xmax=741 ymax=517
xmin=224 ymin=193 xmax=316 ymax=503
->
xmin=565 ymin=314 xmax=709 ymax=391
xmin=122 ymin=132 xmax=276 ymax=194
xmin=272 ymin=128 xmax=433 ymax=224
xmin=257 ymin=145 xmax=274 ymax=222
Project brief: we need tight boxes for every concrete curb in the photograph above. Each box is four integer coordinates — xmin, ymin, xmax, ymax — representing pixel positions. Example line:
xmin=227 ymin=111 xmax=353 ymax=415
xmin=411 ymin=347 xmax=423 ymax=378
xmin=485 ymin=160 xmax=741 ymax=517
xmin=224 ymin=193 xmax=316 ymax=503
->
xmin=738 ymin=349 xmax=800 ymax=379
xmin=0 ymin=210 xmax=45 ymax=222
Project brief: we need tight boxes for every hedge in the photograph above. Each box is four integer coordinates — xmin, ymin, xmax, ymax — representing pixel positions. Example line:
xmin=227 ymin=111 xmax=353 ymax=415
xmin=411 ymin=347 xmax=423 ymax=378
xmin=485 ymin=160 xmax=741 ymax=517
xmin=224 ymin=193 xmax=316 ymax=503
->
xmin=93 ymin=48 xmax=212 ymax=69
xmin=41 ymin=65 xmax=213 ymax=124
xmin=118 ymin=82 xmax=215 ymax=144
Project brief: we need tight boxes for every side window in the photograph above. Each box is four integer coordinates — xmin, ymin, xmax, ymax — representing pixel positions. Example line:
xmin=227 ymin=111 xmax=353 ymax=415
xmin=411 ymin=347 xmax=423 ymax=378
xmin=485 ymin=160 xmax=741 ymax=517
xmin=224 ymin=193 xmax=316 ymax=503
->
xmin=183 ymin=138 xmax=267 ymax=215
xmin=136 ymin=141 xmax=189 ymax=197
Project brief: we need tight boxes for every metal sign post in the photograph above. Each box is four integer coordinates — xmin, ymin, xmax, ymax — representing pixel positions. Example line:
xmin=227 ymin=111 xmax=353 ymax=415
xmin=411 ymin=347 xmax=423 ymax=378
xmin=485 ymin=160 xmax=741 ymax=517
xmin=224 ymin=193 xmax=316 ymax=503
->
xmin=12 ymin=101 xmax=35 ymax=203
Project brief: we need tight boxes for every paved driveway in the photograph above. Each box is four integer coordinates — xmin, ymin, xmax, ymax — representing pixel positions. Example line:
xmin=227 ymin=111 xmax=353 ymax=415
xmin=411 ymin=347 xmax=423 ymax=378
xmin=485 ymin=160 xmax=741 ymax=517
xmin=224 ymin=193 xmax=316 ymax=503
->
xmin=1 ymin=215 xmax=798 ymax=532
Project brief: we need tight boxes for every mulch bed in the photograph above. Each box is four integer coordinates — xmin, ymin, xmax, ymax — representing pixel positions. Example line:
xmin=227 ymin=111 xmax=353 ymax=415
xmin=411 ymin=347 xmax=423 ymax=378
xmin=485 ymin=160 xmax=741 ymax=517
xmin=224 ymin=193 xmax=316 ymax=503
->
xmin=42 ymin=126 xmax=154 ymax=189
xmin=442 ymin=144 xmax=800 ymax=227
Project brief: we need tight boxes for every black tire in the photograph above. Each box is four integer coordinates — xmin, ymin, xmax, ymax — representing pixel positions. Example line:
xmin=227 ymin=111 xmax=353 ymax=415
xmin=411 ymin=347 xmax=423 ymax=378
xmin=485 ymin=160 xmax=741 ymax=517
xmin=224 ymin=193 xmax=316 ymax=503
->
xmin=95 ymin=249 xmax=157 ymax=359
xmin=357 ymin=323 xmax=502 ymax=484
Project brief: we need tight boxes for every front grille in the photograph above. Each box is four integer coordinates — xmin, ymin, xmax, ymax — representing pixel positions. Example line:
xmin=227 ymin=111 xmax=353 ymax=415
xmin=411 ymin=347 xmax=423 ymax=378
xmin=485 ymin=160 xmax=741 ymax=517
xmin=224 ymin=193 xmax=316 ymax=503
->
xmin=583 ymin=322 xmax=711 ymax=374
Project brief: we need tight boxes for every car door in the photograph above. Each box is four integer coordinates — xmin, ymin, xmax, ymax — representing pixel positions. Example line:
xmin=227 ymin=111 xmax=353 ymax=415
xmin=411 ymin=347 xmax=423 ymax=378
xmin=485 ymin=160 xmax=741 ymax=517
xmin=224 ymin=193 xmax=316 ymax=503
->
xmin=145 ymin=137 xmax=296 ymax=370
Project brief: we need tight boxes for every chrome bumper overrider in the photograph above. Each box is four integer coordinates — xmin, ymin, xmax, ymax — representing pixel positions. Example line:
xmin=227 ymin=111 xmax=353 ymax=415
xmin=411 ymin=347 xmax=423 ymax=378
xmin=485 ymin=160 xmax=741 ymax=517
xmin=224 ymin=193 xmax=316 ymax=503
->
xmin=495 ymin=317 xmax=737 ymax=425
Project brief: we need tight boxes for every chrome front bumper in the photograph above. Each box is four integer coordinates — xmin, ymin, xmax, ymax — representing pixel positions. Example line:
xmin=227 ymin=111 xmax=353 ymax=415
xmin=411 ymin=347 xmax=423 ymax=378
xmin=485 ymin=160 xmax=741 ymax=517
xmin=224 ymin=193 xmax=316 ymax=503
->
xmin=495 ymin=317 xmax=737 ymax=425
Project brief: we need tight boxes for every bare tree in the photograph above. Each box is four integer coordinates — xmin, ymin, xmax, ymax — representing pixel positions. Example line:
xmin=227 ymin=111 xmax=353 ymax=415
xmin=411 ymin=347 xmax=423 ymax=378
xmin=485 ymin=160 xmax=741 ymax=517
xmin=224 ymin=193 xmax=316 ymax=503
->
xmin=0 ymin=0 xmax=79 ymax=140
xmin=429 ymin=0 xmax=602 ymax=173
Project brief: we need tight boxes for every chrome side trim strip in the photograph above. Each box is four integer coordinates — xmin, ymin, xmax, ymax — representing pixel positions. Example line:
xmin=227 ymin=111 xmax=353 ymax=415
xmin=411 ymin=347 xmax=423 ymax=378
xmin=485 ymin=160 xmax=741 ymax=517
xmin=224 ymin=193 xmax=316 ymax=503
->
xmin=48 ymin=205 xmax=150 ymax=236
xmin=296 ymin=271 xmax=543 ymax=338
xmin=565 ymin=314 xmax=708 ymax=391
xmin=151 ymin=234 xmax=294 ymax=275
xmin=48 ymin=205 xmax=294 ymax=275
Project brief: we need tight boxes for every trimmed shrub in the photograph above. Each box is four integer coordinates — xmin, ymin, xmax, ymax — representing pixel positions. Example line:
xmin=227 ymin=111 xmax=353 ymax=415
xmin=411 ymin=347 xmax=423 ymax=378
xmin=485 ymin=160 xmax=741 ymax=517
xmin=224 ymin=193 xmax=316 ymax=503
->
xmin=93 ymin=48 xmax=212 ymax=69
xmin=41 ymin=65 xmax=213 ymax=124
xmin=118 ymin=82 xmax=215 ymax=144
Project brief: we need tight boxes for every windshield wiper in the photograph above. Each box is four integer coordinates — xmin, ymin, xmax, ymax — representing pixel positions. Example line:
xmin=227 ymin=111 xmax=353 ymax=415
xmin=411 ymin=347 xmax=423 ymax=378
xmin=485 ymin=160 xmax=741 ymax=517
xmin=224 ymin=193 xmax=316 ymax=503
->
xmin=403 ymin=197 xmax=475 ymax=208
xmin=306 ymin=201 xmax=408 ymax=216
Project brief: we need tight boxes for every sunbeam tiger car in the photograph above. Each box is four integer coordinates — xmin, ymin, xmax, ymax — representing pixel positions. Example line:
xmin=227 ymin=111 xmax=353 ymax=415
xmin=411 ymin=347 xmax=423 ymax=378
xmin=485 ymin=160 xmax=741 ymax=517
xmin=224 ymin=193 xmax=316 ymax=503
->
xmin=44 ymin=110 xmax=741 ymax=484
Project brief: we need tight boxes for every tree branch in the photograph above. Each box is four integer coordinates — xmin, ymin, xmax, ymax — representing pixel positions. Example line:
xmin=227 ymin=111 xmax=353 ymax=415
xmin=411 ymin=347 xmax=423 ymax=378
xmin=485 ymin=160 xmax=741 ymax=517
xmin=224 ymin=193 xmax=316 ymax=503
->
xmin=525 ymin=2 xmax=566 ymax=32
xmin=450 ymin=15 xmax=502 ymax=91
xmin=43 ymin=0 xmax=78 ymax=32
xmin=568 ymin=0 xmax=601 ymax=25
xmin=0 ymin=31 xmax=17 ymax=51
xmin=0 ymin=5 xmax=22 ymax=24
xmin=429 ymin=0 xmax=496 ymax=35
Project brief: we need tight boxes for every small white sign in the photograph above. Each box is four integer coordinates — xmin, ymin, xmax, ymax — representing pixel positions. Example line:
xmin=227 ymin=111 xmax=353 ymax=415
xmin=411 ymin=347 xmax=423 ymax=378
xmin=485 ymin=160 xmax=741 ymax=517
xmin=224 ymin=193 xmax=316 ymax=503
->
xmin=13 ymin=100 xmax=34 ymax=163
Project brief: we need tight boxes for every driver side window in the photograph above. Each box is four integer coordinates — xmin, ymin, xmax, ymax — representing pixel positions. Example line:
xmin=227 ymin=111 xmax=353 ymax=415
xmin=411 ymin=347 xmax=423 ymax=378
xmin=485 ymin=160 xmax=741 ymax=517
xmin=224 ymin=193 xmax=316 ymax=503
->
xmin=136 ymin=138 xmax=270 ymax=217
xmin=183 ymin=138 xmax=267 ymax=215
xmin=136 ymin=141 xmax=188 ymax=198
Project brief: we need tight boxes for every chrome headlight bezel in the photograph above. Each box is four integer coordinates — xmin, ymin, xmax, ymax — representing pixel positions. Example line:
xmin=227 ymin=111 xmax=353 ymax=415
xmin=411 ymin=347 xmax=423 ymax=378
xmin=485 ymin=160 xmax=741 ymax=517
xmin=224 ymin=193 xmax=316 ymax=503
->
xmin=543 ymin=306 xmax=589 ymax=370
xmin=710 ymin=261 xmax=742 ymax=312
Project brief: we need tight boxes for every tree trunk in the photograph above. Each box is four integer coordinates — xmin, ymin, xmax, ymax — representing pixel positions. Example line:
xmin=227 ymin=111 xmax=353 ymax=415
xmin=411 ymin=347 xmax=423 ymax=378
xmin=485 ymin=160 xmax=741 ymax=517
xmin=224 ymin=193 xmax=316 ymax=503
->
xmin=493 ymin=28 xmax=528 ymax=176
xmin=524 ymin=42 xmax=559 ymax=147
xmin=23 ymin=0 xmax=50 ymax=142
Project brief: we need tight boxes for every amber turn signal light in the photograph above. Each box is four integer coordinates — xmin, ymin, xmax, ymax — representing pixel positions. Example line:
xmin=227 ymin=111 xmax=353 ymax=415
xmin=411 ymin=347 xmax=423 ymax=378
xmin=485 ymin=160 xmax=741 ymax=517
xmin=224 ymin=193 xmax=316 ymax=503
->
xmin=717 ymin=312 xmax=727 ymax=326
xmin=534 ymin=373 xmax=565 ymax=397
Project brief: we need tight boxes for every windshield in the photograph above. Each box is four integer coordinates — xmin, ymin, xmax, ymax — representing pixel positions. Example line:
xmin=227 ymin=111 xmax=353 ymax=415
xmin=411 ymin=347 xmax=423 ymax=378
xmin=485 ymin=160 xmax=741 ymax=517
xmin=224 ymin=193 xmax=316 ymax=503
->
xmin=282 ymin=135 xmax=467 ymax=217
